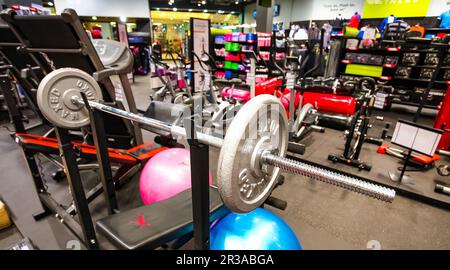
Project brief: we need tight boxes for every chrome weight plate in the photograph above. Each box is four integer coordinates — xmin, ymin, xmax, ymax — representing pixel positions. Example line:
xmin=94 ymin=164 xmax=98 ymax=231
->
xmin=217 ymin=95 xmax=288 ymax=213
xmin=37 ymin=68 xmax=103 ymax=129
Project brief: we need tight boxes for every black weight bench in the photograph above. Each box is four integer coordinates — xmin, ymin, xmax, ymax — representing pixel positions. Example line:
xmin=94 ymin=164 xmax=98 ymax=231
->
xmin=1 ymin=8 xmax=140 ymax=148
xmin=96 ymin=187 xmax=228 ymax=250
xmin=0 ymin=24 xmax=47 ymax=121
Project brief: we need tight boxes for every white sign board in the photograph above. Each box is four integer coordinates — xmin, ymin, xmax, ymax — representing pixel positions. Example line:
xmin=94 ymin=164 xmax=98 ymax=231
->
xmin=311 ymin=0 xmax=365 ymax=20
xmin=427 ymin=0 xmax=450 ymax=17
xmin=391 ymin=120 xmax=443 ymax=157
xmin=286 ymin=73 xmax=296 ymax=90
xmin=374 ymin=92 xmax=388 ymax=109
xmin=190 ymin=18 xmax=210 ymax=94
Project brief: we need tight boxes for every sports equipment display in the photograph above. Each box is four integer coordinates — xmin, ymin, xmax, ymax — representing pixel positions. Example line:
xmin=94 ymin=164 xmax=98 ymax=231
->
xmin=36 ymin=68 xmax=396 ymax=213
xmin=210 ymin=207 xmax=302 ymax=250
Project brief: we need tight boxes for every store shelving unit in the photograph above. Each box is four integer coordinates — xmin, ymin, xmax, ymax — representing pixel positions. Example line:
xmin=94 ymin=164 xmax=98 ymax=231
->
xmin=336 ymin=35 xmax=450 ymax=109
xmin=213 ymin=32 xmax=278 ymax=83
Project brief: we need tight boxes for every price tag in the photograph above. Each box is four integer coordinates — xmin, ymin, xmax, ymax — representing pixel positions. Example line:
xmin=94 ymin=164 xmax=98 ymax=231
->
xmin=247 ymin=73 xmax=255 ymax=88
xmin=204 ymin=73 xmax=211 ymax=90
xmin=113 ymin=81 xmax=124 ymax=102
xmin=286 ymin=73 xmax=296 ymax=90
xmin=374 ymin=92 xmax=388 ymax=109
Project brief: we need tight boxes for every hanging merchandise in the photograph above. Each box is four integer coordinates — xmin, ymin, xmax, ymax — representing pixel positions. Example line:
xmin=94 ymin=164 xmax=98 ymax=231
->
xmin=295 ymin=27 xmax=308 ymax=40
xmin=358 ymin=26 xmax=379 ymax=48
xmin=380 ymin=15 xmax=397 ymax=33
xmin=439 ymin=10 xmax=450 ymax=28
xmin=308 ymin=23 xmax=321 ymax=45
xmin=324 ymin=40 xmax=341 ymax=78
xmin=409 ymin=24 xmax=425 ymax=37
xmin=384 ymin=20 xmax=410 ymax=40
xmin=344 ymin=26 xmax=360 ymax=38
xmin=322 ymin=23 xmax=333 ymax=48
xmin=130 ymin=33 xmax=151 ymax=75
xmin=332 ymin=14 xmax=344 ymax=30
xmin=348 ymin=12 xmax=362 ymax=28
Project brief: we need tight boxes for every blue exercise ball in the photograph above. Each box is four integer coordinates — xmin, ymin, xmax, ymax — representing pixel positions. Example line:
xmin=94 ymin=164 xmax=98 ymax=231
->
xmin=210 ymin=208 xmax=302 ymax=250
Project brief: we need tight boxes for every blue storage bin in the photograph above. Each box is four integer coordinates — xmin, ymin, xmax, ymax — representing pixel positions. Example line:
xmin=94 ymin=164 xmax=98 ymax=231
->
xmin=246 ymin=33 xmax=257 ymax=43
xmin=215 ymin=35 xmax=225 ymax=45
xmin=225 ymin=70 xmax=233 ymax=79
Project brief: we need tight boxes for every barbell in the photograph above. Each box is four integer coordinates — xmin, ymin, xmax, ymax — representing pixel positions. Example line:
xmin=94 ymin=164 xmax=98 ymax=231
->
xmin=36 ymin=68 xmax=396 ymax=213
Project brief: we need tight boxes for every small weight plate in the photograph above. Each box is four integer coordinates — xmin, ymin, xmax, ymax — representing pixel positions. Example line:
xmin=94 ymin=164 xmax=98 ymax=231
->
xmin=217 ymin=94 xmax=288 ymax=213
xmin=37 ymin=68 xmax=103 ymax=129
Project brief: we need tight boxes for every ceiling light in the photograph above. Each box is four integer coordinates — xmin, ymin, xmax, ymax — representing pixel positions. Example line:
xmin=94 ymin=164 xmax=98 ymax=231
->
xmin=202 ymin=0 xmax=206 ymax=4
xmin=91 ymin=16 xmax=97 ymax=20
xmin=120 ymin=16 xmax=127 ymax=23
xmin=47 ymin=2 xmax=54 ymax=6
xmin=188 ymin=9 xmax=193 ymax=12
xmin=198 ymin=3 xmax=201 ymax=6
xmin=203 ymin=9 xmax=208 ymax=13
xmin=235 ymin=1 xmax=239 ymax=4
xmin=173 ymin=7 xmax=177 ymax=11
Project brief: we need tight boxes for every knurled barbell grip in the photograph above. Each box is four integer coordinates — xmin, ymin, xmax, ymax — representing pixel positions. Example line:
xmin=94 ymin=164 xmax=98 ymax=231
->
xmin=261 ymin=153 xmax=395 ymax=202
xmin=75 ymin=98 xmax=396 ymax=202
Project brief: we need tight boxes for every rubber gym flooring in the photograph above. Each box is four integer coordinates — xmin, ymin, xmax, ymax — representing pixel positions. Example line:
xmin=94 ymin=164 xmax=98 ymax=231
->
xmin=0 ymin=75 xmax=449 ymax=250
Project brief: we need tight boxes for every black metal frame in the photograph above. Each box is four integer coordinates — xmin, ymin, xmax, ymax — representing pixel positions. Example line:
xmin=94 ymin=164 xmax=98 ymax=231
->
xmin=327 ymin=79 xmax=381 ymax=171
xmin=82 ymin=93 xmax=212 ymax=250
xmin=0 ymin=65 xmax=43 ymax=133
xmin=186 ymin=119 xmax=211 ymax=250
xmin=13 ymin=124 xmax=100 ymax=249
xmin=54 ymin=127 xmax=99 ymax=249
xmin=0 ymin=74 xmax=25 ymax=133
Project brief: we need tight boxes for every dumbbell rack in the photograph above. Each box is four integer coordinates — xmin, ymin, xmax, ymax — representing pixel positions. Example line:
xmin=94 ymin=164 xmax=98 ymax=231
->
xmin=337 ymin=36 xmax=450 ymax=110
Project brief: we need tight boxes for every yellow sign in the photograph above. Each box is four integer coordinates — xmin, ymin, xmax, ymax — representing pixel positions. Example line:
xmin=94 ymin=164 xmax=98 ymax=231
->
xmin=363 ymin=0 xmax=432 ymax=18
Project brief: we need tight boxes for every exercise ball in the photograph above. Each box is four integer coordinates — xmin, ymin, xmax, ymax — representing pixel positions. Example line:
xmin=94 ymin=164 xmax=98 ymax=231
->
xmin=139 ymin=148 xmax=212 ymax=205
xmin=210 ymin=208 xmax=302 ymax=250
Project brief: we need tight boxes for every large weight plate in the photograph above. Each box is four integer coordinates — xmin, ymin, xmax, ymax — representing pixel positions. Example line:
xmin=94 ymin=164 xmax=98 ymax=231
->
xmin=218 ymin=95 xmax=288 ymax=213
xmin=37 ymin=68 xmax=103 ymax=129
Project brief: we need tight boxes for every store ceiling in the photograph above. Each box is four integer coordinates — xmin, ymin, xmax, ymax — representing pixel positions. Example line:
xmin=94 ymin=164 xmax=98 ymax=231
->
xmin=148 ymin=0 xmax=256 ymax=13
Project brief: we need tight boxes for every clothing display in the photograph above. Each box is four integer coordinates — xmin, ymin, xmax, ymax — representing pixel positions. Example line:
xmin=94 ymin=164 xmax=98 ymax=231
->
xmin=308 ymin=23 xmax=321 ymax=44
xmin=409 ymin=25 xmax=425 ymax=37
xmin=380 ymin=15 xmax=397 ymax=32
xmin=322 ymin=23 xmax=333 ymax=48
xmin=439 ymin=10 xmax=450 ymax=28
xmin=290 ymin=25 xmax=308 ymax=40
xmin=348 ymin=12 xmax=361 ymax=28
xmin=385 ymin=20 xmax=410 ymax=39
xmin=332 ymin=14 xmax=344 ymax=29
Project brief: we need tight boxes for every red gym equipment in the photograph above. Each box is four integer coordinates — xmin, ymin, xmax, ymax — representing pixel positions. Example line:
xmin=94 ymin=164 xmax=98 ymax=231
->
xmin=221 ymin=77 xmax=357 ymax=119
xmin=434 ymin=82 xmax=450 ymax=151
xmin=377 ymin=143 xmax=440 ymax=169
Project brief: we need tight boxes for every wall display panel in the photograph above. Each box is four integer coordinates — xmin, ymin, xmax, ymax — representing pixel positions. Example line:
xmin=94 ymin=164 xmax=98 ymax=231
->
xmin=427 ymin=0 xmax=450 ymax=17
xmin=363 ymin=0 xmax=432 ymax=19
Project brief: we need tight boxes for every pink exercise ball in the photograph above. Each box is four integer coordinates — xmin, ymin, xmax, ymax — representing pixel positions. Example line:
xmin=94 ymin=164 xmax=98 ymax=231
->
xmin=139 ymin=148 xmax=213 ymax=205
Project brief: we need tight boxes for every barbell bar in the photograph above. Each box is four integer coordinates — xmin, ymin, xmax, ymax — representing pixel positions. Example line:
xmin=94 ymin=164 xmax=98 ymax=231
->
xmin=37 ymin=68 xmax=396 ymax=213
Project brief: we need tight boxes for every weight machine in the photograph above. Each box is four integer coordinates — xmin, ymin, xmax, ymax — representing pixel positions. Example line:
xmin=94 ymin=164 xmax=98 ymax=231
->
xmin=32 ymin=65 xmax=395 ymax=249
xmin=328 ymin=77 xmax=385 ymax=171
